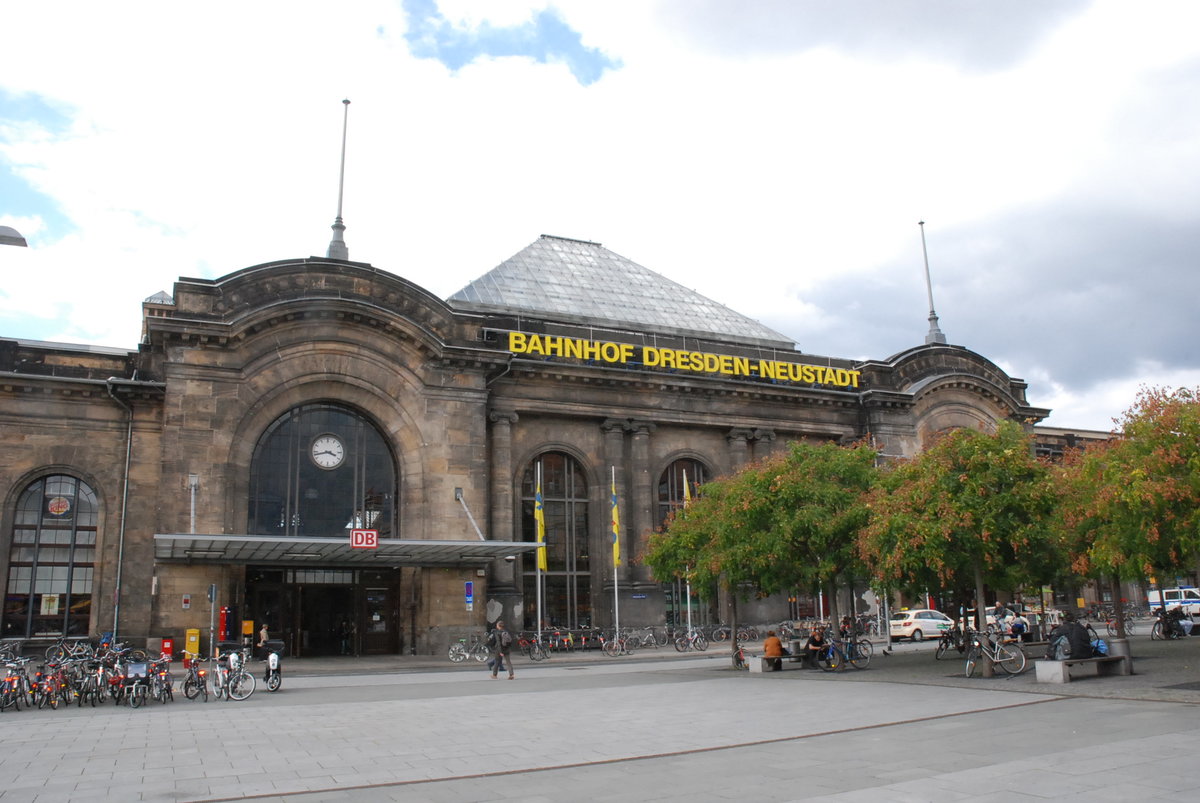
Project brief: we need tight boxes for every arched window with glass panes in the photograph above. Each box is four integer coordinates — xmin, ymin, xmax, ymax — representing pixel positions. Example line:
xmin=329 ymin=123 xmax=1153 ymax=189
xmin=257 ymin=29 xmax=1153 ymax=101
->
xmin=521 ymin=452 xmax=590 ymax=630
xmin=657 ymin=458 xmax=708 ymax=526
xmin=3 ymin=475 xmax=97 ymax=638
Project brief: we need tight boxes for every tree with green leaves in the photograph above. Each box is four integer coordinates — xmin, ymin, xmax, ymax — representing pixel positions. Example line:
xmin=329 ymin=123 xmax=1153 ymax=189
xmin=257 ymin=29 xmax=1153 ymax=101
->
xmin=857 ymin=420 xmax=1062 ymax=646
xmin=644 ymin=439 xmax=877 ymax=664
xmin=1056 ymin=386 xmax=1200 ymax=633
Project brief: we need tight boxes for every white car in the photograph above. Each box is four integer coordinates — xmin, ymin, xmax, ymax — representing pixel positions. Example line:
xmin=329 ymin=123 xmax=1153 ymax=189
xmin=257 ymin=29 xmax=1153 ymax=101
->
xmin=889 ymin=609 xmax=954 ymax=642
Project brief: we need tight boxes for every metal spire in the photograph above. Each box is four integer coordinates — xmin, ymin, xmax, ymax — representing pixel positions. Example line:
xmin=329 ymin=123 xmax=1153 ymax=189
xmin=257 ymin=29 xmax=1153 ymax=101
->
xmin=326 ymin=99 xmax=351 ymax=260
xmin=918 ymin=221 xmax=946 ymax=345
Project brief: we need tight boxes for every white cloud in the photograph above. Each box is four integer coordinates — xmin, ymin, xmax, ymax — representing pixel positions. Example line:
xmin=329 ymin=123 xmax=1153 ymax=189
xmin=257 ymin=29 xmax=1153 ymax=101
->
xmin=1 ymin=0 xmax=1198 ymax=431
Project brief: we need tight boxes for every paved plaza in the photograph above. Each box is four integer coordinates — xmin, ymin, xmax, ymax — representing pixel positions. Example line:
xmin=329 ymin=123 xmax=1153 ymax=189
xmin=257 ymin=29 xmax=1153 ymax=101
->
xmin=0 ymin=631 xmax=1197 ymax=802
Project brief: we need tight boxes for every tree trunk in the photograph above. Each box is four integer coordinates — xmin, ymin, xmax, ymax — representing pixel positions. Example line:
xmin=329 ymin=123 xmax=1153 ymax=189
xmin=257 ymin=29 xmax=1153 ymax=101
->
xmin=1112 ymin=575 xmax=1127 ymax=639
xmin=973 ymin=560 xmax=994 ymax=677
xmin=729 ymin=584 xmax=739 ymax=668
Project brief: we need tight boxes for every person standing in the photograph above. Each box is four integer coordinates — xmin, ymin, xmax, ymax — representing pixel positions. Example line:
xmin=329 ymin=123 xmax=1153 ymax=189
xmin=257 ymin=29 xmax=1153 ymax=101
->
xmin=489 ymin=620 xmax=515 ymax=680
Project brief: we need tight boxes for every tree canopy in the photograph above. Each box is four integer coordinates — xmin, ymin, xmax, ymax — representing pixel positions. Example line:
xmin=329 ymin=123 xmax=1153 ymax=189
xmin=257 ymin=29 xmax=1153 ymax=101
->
xmin=644 ymin=439 xmax=877 ymax=604
xmin=856 ymin=421 xmax=1061 ymax=605
xmin=1056 ymin=386 xmax=1200 ymax=582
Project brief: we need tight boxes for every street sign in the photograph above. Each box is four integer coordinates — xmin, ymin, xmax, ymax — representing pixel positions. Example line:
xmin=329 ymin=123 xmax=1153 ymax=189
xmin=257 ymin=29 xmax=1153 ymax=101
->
xmin=182 ymin=594 xmax=191 ymax=610
xmin=351 ymin=529 xmax=378 ymax=549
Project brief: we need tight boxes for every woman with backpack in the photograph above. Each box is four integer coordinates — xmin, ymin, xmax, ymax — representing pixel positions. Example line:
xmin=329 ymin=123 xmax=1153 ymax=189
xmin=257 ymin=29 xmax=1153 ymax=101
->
xmin=489 ymin=620 xmax=515 ymax=680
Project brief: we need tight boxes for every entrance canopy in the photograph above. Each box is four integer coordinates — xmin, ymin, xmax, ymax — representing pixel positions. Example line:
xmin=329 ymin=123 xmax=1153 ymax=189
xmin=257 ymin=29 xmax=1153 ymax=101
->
xmin=154 ymin=533 xmax=542 ymax=568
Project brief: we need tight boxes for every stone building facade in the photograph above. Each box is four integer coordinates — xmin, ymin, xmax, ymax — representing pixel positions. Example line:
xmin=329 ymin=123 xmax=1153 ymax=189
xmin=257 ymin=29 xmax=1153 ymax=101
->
xmin=1 ymin=235 xmax=1068 ymax=657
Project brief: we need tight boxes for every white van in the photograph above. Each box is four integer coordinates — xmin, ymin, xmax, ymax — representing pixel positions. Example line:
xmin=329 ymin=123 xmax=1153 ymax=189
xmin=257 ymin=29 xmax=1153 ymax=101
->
xmin=1148 ymin=587 xmax=1200 ymax=616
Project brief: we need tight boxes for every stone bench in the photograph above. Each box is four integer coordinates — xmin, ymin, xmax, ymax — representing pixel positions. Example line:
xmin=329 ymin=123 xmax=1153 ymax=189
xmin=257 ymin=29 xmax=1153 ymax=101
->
xmin=1034 ymin=655 xmax=1129 ymax=683
xmin=748 ymin=653 xmax=804 ymax=673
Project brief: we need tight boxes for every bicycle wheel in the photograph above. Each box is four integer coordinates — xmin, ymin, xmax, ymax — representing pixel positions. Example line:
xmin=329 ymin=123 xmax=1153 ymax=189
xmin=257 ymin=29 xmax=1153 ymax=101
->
xmin=184 ymin=676 xmax=201 ymax=700
xmin=1106 ymin=620 xmax=1117 ymax=637
xmin=603 ymin=639 xmax=620 ymax=657
xmin=818 ymin=646 xmax=839 ymax=672
xmin=995 ymin=643 xmax=1026 ymax=674
xmin=623 ymin=637 xmax=638 ymax=654
xmin=934 ymin=636 xmax=952 ymax=660
xmin=848 ymin=639 xmax=872 ymax=669
xmin=267 ymin=671 xmax=281 ymax=692
xmin=129 ymin=685 xmax=145 ymax=708
xmin=674 ymin=637 xmax=689 ymax=652
xmin=1151 ymin=621 xmax=1163 ymax=640
xmin=45 ymin=644 xmax=66 ymax=663
xmin=694 ymin=635 xmax=708 ymax=652
xmin=470 ymin=644 xmax=490 ymax=663
xmin=228 ymin=671 xmax=255 ymax=700
xmin=1125 ymin=618 xmax=1136 ymax=636
xmin=964 ymin=646 xmax=978 ymax=678
xmin=530 ymin=643 xmax=548 ymax=662
xmin=447 ymin=642 xmax=467 ymax=663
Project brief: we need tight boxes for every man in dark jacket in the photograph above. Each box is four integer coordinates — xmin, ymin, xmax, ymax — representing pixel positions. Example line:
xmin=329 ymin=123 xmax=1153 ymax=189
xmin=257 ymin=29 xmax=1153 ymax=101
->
xmin=1046 ymin=613 xmax=1092 ymax=659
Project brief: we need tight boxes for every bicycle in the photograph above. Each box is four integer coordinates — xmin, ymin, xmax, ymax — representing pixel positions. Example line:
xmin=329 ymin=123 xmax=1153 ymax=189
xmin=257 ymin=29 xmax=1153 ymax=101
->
xmin=813 ymin=637 xmax=872 ymax=671
xmin=212 ymin=646 xmax=256 ymax=701
xmin=964 ymin=633 xmax=1027 ymax=677
xmin=149 ymin=655 xmax=174 ymax=703
xmin=43 ymin=635 xmax=94 ymax=664
xmin=1105 ymin=614 xmax=1136 ymax=637
xmin=934 ymin=624 xmax=973 ymax=660
xmin=182 ymin=651 xmax=210 ymax=701
xmin=674 ymin=629 xmax=709 ymax=652
xmin=448 ymin=634 xmax=490 ymax=663
xmin=1 ymin=656 xmax=36 ymax=711
xmin=517 ymin=633 xmax=549 ymax=662
xmin=602 ymin=631 xmax=638 ymax=657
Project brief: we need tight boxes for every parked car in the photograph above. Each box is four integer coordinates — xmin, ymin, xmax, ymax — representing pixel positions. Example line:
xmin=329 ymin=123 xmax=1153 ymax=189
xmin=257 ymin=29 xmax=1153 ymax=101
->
xmin=889 ymin=609 xmax=954 ymax=642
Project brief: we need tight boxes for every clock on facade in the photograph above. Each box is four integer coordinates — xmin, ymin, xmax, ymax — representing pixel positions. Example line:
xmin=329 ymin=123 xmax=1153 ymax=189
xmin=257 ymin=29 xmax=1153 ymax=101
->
xmin=310 ymin=434 xmax=345 ymax=469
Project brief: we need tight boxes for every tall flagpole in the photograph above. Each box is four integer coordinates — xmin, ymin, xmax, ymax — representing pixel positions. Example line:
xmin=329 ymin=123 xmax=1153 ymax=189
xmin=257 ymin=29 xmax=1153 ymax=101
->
xmin=535 ymin=463 xmax=544 ymax=645
xmin=611 ymin=465 xmax=620 ymax=636
xmin=682 ymin=470 xmax=693 ymax=634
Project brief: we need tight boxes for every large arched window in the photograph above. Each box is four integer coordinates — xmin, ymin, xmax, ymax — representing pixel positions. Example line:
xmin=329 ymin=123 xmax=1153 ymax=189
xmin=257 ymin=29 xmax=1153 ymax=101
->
xmin=3 ymin=475 xmax=97 ymax=637
xmin=657 ymin=458 xmax=708 ymax=526
xmin=521 ymin=453 xmax=590 ymax=630
xmin=247 ymin=403 xmax=397 ymax=537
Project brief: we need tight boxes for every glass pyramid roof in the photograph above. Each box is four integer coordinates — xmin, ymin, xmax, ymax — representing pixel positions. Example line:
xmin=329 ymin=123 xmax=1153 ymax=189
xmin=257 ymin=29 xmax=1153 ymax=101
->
xmin=447 ymin=235 xmax=794 ymax=349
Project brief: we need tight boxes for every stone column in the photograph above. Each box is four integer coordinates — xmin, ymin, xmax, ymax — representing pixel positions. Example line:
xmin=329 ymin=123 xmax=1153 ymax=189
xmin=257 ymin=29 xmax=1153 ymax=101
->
xmin=630 ymin=421 xmax=656 ymax=585
xmin=727 ymin=428 xmax=753 ymax=471
xmin=488 ymin=411 xmax=519 ymax=596
xmin=752 ymin=429 xmax=777 ymax=462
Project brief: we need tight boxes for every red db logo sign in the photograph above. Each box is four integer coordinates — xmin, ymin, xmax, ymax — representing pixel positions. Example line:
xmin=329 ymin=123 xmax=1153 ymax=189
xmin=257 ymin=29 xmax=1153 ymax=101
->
xmin=351 ymin=529 xmax=378 ymax=549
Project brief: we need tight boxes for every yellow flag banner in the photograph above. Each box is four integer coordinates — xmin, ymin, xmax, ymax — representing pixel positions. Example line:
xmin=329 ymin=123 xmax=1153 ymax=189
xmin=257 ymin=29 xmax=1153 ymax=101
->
xmin=610 ymin=471 xmax=621 ymax=567
xmin=535 ymin=473 xmax=548 ymax=571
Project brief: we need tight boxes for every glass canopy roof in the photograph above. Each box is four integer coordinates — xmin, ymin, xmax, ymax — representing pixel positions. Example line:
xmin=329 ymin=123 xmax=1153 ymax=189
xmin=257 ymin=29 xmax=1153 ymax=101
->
xmin=447 ymin=235 xmax=795 ymax=349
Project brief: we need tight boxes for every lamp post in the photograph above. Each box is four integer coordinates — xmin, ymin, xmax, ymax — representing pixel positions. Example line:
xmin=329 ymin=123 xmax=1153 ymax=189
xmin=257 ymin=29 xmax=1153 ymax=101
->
xmin=0 ymin=225 xmax=28 ymax=247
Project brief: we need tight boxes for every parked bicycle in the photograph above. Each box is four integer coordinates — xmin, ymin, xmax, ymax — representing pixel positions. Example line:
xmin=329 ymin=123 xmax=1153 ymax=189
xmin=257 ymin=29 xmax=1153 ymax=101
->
xmin=674 ymin=629 xmax=709 ymax=652
xmin=182 ymin=651 xmax=210 ymax=702
xmin=964 ymin=633 xmax=1026 ymax=677
xmin=43 ymin=635 xmax=94 ymax=663
xmin=517 ymin=633 xmax=549 ymax=662
xmin=212 ymin=644 xmax=255 ymax=701
xmin=448 ymin=634 xmax=490 ymax=663
xmin=602 ymin=631 xmax=637 ymax=657
xmin=934 ymin=623 xmax=973 ymax=660
xmin=813 ymin=636 xmax=872 ymax=671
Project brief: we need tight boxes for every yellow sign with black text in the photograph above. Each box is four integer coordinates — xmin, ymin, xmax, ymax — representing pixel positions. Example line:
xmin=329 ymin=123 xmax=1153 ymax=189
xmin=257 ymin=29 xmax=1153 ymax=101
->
xmin=506 ymin=332 xmax=860 ymax=388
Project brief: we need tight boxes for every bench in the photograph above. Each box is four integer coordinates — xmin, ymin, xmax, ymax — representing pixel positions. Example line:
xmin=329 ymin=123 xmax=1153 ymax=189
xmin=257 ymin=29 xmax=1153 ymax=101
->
xmin=748 ymin=653 xmax=805 ymax=673
xmin=1034 ymin=655 xmax=1130 ymax=683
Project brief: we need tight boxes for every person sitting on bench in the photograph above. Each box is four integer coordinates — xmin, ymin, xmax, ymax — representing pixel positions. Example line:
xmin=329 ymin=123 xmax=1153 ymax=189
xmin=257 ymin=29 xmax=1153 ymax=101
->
xmin=762 ymin=630 xmax=787 ymax=671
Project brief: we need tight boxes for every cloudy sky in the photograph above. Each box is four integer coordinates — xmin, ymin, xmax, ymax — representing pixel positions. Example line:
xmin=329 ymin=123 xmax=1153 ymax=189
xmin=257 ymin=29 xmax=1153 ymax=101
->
xmin=2 ymin=1 xmax=1197 ymax=432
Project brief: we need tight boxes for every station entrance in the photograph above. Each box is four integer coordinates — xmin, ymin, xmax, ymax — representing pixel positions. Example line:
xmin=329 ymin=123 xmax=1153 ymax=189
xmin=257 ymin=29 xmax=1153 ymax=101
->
xmin=245 ymin=566 xmax=401 ymax=657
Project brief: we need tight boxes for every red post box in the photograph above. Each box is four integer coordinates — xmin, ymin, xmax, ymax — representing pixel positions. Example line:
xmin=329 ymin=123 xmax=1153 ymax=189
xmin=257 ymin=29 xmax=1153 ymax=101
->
xmin=161 ymin=637 xmax=174 ymax=660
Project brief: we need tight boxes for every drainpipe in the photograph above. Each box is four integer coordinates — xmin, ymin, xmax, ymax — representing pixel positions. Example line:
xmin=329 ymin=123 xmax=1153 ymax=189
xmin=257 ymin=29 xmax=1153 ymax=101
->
xmin=106 ymin=378 xmax=134 ymax=643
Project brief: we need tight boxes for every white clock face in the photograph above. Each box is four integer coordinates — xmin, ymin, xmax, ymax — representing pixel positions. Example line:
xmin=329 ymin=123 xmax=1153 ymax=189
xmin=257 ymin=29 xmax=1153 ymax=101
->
xmin=311 ymin=434 xmax=345 ymax=470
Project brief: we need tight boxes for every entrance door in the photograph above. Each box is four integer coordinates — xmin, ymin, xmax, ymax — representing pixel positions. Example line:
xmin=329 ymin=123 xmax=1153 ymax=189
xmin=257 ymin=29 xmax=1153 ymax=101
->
xmin=362 ymin=587 xmax=396 ymax=654
xmin=297 ymin=585 xmax=354 ymax=656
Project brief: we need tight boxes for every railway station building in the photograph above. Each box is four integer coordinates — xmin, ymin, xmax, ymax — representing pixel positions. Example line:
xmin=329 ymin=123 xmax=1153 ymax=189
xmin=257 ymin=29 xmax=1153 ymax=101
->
xmin=0 ymin=234 xmax=1094 ymax=657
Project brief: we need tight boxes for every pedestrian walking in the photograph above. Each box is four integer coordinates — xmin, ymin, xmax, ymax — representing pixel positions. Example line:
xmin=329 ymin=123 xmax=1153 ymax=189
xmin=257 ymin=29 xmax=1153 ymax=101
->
xmin=489 ymin=620 xmax=515 ymax=680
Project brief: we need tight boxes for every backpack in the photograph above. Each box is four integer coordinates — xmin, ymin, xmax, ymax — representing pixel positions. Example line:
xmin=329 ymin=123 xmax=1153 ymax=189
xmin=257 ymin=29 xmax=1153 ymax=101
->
xmin=500 ymin=630 xmax=513 ymax=648
xmin=1047 ymin=634 xmax=1070 ymax=660
xmin=1091 ymin=638 xmax=1108 ymax=657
